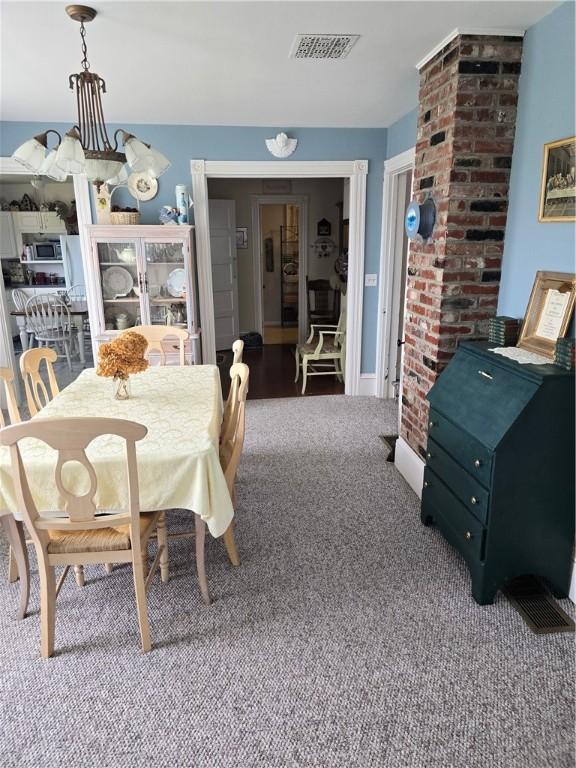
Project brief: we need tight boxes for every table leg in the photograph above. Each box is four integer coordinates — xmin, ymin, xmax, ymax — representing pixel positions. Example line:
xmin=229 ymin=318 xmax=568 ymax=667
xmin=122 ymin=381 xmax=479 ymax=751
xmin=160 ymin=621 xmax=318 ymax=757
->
xmin=195 ymin=515 xmax=211 ymax=605
xmin=1 ymin=516 xmax=30 ymax=620
xmin=19 ymin=328 xmax=29 ymax=352
xmin=77 ymin=323 xmax=85 ymax=365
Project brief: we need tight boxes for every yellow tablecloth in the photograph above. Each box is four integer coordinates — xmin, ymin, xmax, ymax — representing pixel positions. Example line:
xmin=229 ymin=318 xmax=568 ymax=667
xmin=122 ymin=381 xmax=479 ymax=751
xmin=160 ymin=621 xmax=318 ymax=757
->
xmin=0 ymin=366 xmax=233 ymax=538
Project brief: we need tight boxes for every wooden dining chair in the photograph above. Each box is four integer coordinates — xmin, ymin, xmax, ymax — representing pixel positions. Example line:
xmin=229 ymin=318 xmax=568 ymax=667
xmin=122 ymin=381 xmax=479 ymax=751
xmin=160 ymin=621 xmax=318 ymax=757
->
xmin=222 ymin=340 xmax=245 ymax=443
xmin=128 ymin=325 xmax=189 ymax=366
xmin=0 ymin=367 xmax=30 ymax=621
xmin=219 ymin=362 xmax=250 ymax=568
xmin=0 ymin=416 xmax=168 ymax=657
xmin=19 ymin=347 xmax=60 ymax=417
xmin=25 ymin=294 xmax=74 ymax=371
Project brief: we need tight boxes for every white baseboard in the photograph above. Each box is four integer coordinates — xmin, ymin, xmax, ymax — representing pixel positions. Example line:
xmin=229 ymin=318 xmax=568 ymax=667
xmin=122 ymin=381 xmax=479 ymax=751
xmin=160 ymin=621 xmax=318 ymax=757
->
xmin=569 ymin=560 xmax=576 ymax=604
xmin=357 ymin=373 xmax=376 ymax=396
xmin=395 ymin=435 xmax=425 ymax=498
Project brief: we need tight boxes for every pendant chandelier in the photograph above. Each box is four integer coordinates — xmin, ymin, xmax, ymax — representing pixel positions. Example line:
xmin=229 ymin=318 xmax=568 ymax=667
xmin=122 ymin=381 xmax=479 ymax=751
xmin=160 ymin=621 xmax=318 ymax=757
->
xmin=12 ymin=4 xmax=170 ymax=189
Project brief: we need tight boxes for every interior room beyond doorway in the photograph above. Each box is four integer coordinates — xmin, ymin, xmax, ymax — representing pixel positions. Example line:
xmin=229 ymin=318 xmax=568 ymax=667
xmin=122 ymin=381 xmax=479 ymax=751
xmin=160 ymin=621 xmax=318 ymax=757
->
xmin=207 ymin=177 xmax=348 ymax=398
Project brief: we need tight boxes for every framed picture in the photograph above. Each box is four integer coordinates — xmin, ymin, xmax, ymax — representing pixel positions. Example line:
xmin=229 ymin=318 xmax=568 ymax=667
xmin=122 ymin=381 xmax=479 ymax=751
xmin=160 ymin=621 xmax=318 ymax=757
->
xmin=517 ymin=271 xmax=576 ymax=358
xmin=538 ymin=136 xmax=576 ymax=222
xmin=317 ymin=218 xmax=331 ymax=237
xmin=236 ymin=227 xmax=248 ymax=249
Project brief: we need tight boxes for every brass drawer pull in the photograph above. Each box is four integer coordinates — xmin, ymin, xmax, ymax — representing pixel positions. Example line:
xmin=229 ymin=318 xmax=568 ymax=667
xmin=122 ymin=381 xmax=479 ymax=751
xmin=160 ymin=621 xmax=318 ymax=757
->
xmin=465 ymin=531 xmax=473 ymax=540
xmin=474 ymin=459 xmax=482 ymax=468
xmin=423 ymin=480 xmax=429 ymax=488
xmin=429 ymin=420 xmax=435 ymax=428
xmin=426 ymin=452 xmax=432 ymax=459
xmin=470 ymin=496 xmax=478 ymax=505
xmin=478 ymin=370 xmax=493 ymax=380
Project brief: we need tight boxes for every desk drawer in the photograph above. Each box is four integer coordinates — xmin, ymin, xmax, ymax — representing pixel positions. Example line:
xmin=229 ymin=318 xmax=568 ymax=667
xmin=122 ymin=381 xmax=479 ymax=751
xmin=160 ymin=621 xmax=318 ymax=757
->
xmin=422 ymin=468 xmax=486 ymax=562
xmin=425 ymin=438 xmax=489 ymax=524
xmin=427 ymin=409 xmax=493 ymax=489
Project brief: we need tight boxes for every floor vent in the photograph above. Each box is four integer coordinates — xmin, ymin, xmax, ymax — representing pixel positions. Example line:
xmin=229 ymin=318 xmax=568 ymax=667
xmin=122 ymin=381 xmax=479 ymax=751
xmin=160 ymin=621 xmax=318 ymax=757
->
xmin=503 ymin=576 xmax=575 ymax=634
xmin=289 ymin=34 xmax=360 ymax=60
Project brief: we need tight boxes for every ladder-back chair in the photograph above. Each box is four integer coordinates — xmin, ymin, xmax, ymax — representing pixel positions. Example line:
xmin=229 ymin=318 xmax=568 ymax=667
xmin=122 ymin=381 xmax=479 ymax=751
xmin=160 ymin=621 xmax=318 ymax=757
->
xmin=25 ymin=294 xmax=74 ymax=371
xmin=219 ymin=362 xmax=249 ymax=568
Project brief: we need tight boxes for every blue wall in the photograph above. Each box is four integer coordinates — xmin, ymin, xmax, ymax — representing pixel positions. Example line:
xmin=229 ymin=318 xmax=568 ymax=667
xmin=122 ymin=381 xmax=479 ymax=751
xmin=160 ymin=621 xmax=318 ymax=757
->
xmin=499 ymin=1 xmax=576 ymax=318
xmin=386 ymin=108 xmax=418 ymax=159
xmin=0 ymin=123 xmax=387 ymax=371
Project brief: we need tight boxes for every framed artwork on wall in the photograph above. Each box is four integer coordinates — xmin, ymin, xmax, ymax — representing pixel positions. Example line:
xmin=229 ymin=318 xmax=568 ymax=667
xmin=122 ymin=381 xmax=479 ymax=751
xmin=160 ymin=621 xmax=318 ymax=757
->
xmin=517 ymin=271 xmax=576 ymax=358
xmin=538 ymin=136 xmax=576 ymax=222
xmin=236 ymin=227 xmax=248 ymax=249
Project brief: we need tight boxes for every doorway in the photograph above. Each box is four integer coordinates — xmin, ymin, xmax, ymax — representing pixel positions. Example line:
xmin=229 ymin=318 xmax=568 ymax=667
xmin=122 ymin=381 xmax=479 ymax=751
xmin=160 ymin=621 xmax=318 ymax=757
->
xmin=261 ymin=202 xmax=300 ymax=346
xmin=376 ymin=148 xmax=415 ymax=413
xmin=206 ymin=176 xmax=349 ymax=398
xmin=191 ymin=159 xmax=368 ymax=397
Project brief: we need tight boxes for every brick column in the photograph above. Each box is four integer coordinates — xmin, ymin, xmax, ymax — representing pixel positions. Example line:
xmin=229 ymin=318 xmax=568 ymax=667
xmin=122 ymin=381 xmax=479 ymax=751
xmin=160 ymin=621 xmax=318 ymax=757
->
xmin=401 ymin=34 xmax=523 ymax=459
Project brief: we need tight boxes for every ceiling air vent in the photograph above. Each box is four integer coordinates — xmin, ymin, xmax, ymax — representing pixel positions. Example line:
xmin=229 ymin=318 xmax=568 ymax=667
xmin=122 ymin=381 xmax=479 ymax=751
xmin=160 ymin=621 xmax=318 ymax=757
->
xmin=289 ymin=34 xmax=360 ymax=60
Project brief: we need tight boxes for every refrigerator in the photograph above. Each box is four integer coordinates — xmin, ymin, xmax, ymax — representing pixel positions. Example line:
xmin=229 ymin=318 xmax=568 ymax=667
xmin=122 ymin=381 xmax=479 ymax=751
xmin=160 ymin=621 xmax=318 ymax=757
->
xmin=60 ymin=234 xmax=84 ymax=289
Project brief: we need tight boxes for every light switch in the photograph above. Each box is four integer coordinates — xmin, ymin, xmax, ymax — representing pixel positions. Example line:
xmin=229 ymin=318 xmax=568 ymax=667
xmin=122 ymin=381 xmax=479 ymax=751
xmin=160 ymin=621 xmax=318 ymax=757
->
xmin=365 ymin=273 xmax=378 ymax=287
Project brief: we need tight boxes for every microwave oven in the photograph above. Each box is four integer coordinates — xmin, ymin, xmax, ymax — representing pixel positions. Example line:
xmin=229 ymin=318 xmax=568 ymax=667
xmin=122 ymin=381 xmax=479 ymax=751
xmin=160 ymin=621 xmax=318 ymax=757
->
xmin=31 ymin=241 xmax=62 ymax=260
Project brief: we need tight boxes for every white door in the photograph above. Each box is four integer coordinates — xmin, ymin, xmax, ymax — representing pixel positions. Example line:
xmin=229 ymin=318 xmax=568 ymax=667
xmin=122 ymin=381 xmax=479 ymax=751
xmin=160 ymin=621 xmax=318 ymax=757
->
xmin=209 ymin=199 xmax=239 ymax=351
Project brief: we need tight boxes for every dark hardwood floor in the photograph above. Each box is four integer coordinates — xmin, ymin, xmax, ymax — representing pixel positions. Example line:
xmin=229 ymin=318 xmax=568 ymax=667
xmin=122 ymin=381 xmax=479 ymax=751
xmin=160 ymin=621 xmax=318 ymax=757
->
xmin=218 ymin=343 xmax=345 ymax=400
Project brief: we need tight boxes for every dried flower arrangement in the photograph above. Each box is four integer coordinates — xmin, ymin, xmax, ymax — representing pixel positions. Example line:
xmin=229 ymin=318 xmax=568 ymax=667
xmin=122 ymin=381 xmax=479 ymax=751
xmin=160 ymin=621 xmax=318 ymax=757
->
xmin=96 ymin=331 xmax=149 ymax=381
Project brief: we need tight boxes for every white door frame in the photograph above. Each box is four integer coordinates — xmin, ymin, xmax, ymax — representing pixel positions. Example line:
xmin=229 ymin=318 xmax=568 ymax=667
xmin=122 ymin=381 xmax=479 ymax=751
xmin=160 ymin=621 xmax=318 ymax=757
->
xmin=250 ymin=194 xmax=308 ymax=342
xmin=0 ymin=157 xmax=93 ymax=402
xmin=375 ymin=148 xmax=415 ymax=400
xmin=191 ymin=160 xmax=368 ymax=396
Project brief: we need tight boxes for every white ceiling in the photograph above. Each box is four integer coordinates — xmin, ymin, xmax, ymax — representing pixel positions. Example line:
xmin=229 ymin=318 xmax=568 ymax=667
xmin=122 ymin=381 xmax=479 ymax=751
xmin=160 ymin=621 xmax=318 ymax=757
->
xmin=0 ymin=1 xmax=560 ymax=128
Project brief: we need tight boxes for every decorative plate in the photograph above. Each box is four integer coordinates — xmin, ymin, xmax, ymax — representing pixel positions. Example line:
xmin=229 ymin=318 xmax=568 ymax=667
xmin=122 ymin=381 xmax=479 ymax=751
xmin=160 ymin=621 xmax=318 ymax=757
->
xmin=128 ymin=172 xmax=158 ymax=202
xmin=166 ymin=268 xmax=186 ymax=297
xmin=102 ymin=266 xmax=134 ymax=299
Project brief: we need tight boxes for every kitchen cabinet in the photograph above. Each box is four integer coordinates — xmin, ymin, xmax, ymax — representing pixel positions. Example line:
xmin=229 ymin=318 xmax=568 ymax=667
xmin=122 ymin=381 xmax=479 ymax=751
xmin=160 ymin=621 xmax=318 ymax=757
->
xmin=86 ymin=225 xmax=200 ymax=364
xmin=14 ymin=211 xmax=66 ymax=235
xmin=421 ymin=341 xmax=575 ymax=605
xmin=0 ymin=212 xmax=17 ymax=259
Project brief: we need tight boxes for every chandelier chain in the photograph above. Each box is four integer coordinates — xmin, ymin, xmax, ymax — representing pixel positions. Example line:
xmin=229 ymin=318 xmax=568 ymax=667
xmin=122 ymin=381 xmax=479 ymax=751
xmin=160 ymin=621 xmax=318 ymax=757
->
xmin=80 ymin=21 xmax=90 ymax=71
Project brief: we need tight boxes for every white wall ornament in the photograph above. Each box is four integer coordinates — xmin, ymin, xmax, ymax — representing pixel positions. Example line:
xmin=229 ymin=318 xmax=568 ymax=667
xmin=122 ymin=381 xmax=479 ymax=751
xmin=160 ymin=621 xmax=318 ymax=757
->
xmin=265 ymin=132 xmax=297 ymax=159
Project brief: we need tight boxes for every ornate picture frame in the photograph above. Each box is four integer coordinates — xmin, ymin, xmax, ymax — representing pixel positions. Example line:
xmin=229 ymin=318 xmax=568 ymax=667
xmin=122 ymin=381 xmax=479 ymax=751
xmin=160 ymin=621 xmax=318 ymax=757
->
xmin=538 ymin=136 xmax=576 ymax=222
xmin=517 ymin=271 xmax=576 ymax=358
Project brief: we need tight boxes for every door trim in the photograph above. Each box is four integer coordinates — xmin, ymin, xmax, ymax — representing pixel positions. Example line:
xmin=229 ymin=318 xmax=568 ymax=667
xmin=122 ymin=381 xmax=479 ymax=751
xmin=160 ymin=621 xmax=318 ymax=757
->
xmin=191 ymin=159 xmax=368 ymax=396
xmin=250 ymin=195 xmax=308 ymax=342
xmin=375 ymin=148 xmax=415 ymax=400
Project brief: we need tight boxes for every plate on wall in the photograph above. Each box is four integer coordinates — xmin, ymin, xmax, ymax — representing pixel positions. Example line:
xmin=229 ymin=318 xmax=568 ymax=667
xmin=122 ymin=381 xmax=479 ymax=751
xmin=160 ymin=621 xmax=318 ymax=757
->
xmin=128 ymin=172 xmax=158 ymax=202
xmin=102 ymin=266 xmax=134 ymax=299
xmin=166 ymin=268 xmax=186 ymax=297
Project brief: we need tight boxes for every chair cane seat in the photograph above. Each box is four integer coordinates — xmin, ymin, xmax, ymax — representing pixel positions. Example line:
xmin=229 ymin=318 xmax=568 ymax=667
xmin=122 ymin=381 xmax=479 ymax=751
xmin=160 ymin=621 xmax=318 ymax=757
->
xmin=298 ymin=341 xmax=338 ymax=355
xmin=47 ymin=512 xmax=158 ymax=554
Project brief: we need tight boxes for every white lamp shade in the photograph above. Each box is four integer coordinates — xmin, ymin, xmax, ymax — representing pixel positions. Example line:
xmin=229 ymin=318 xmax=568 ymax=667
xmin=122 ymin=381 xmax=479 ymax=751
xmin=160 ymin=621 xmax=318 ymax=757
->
xmin=54 ymin=133 xmax=85 ymax=175
xmin=40 ymin=150 xmax=68 ymax=181
xmin=12 ymin=137 xmax=46 ymax=172
xmin=84 ymin=157 xmax=125 ymax=184
xmin=124 ymin=137 xmax=170 ymax=177
xmin=105 ymin=165 xmax=129 ymax=186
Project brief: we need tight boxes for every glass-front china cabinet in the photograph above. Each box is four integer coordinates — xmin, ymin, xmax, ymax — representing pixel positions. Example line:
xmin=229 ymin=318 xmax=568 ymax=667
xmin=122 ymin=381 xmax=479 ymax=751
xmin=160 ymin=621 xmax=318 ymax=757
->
xmin=86 ymin=225 xmax=200 ymax=363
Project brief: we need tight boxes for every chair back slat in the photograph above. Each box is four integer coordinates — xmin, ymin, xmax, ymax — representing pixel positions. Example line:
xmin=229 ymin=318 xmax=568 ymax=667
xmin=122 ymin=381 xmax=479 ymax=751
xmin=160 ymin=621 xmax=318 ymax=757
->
xmin=124 ymin=325 xmax=189 ymax=366
xmin=220 ymin=363 xmax=249 ymax=494
xmin=25 ymin=295 xmax=71 ymax=344
xmin=0 ymin=367 xmax=21 ymax=427
xmin=20 ymin=348 xmax=60 ymax=416
xmin=0 ymin=417 xmax=147 ymax=546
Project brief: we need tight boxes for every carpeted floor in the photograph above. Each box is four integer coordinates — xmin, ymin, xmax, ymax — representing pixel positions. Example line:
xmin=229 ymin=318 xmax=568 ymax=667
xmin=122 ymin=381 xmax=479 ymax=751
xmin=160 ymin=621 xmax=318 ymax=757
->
xmin=0 ymin=396 xmax=573 ymax=768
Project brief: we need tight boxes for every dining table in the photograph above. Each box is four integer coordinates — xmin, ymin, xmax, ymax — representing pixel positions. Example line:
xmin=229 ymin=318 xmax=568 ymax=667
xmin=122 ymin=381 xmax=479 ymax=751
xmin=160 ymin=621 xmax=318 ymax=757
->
xmin=0 ymin=365 xmax=234 ymax=617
